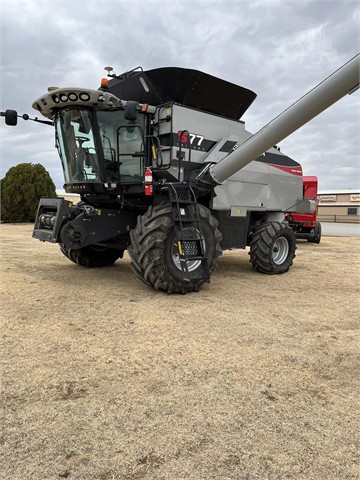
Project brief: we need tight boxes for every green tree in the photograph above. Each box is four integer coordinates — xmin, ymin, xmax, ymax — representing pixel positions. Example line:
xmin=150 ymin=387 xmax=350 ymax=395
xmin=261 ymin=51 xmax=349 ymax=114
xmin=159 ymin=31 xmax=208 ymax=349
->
xmin=1 ymin=163 xmax=57 ymax=222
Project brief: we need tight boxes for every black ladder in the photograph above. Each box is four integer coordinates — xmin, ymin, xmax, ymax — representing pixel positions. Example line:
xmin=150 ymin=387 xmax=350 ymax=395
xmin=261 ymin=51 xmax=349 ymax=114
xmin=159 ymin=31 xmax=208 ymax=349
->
xmin=167 ymin=183 xmax=210 ymax=282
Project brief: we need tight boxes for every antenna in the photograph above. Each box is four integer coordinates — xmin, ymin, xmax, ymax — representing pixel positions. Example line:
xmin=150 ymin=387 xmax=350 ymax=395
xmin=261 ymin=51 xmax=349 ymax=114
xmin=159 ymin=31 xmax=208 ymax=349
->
xmin=104 ymin=66 xmax=116 ymax=78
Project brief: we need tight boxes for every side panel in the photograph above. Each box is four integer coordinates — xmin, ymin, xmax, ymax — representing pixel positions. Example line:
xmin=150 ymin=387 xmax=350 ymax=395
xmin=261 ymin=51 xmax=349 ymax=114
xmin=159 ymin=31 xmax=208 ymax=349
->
xmin=59 ymin=209 xmax=138 ymax=249
xmin=212 ymin=160 xmax=304 ymax=215
xmin=212 ymin=210 xmax=251 ymax=249
xmin=154 ymin=103 xmax=304 ymax=215
xmin=153 ymin=104 xmax=247 ymax=181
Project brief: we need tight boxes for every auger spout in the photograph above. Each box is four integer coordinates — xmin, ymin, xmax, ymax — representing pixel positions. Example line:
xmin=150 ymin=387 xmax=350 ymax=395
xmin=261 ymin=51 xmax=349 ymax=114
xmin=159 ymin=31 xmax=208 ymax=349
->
xmin=196 ymin=54 xmax=359 ymax=190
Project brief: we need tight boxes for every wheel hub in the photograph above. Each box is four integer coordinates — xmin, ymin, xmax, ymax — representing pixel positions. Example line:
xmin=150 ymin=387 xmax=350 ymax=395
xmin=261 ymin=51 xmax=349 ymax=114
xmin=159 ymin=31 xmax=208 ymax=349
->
xmin=272 ymin=237 xmax=289 ymax=265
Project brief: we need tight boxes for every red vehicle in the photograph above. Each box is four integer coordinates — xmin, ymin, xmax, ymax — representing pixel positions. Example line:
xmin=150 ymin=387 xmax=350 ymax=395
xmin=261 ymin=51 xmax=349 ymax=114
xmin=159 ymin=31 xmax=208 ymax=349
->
xmin=286 ymin=176 xmax=321 ymax=243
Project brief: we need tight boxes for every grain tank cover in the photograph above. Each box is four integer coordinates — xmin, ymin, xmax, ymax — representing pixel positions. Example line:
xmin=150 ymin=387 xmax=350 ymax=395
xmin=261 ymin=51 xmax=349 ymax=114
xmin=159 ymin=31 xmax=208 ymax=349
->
xmin=108 ymin=67 xmax=257 ymax=120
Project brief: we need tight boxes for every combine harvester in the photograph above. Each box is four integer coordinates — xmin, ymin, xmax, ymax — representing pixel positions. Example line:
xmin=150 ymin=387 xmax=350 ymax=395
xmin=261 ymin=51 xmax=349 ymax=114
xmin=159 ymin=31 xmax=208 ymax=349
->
xmin=2 ymin=54 xmax=359 ymax=293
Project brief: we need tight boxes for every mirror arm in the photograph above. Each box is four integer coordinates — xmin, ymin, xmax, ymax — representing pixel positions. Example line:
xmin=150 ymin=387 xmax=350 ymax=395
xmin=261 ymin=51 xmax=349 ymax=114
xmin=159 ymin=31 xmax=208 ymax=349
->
xmin=1 ymin=110 xmax=54 ymax=127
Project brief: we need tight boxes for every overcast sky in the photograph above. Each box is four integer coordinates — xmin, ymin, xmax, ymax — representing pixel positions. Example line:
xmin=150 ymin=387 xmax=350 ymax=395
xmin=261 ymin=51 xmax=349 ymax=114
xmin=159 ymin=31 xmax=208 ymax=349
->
xmin=0 ymin=0 xmax=359 ymax=191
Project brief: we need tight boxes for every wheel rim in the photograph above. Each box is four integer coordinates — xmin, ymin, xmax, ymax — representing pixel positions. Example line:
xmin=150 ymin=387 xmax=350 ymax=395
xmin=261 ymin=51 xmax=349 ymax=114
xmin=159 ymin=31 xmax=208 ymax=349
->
xmin=272 ymin=237 xmax=289 ymax=265
xmin=172 ymin=228 xmax=204 ymax=272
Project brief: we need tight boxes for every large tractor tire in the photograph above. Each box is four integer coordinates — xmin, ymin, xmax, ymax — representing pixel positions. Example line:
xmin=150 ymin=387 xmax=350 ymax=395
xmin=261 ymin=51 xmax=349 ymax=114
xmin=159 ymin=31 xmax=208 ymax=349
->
xmin=60 ymin=244 xmax=124 ymax=267
xmin=308 ymin=221 xmax=321 ymax=244
xmin=128 ymin=203 xmax=222 ymax=293
xmin=249 ymin=221 xmax=296 ymax=274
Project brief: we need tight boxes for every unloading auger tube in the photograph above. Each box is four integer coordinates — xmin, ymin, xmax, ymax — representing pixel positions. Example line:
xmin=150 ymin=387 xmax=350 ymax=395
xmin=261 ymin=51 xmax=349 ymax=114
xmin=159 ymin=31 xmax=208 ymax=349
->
xmin=195 ymin=54 xmax=359 ymax=192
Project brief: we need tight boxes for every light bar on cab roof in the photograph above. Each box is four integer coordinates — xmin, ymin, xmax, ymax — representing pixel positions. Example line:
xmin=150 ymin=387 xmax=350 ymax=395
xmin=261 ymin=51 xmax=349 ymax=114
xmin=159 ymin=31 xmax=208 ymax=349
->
xmin=32 ymin=87 xmax=124 ymax=119
xmin=32 ymin=87 xmax=157 ymax=120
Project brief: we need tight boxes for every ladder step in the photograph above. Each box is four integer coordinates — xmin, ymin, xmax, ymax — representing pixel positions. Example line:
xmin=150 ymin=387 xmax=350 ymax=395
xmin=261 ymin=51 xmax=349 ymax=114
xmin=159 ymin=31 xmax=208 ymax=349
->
xmin=175 ymin=235 xmax=203 ymax=241
xmin=168 ymin=182 xmax=210 ymax=281
xmin=179 ymin=255 xmax=208 ymax=262
xmin=168 ymin=185 xmax=197 ymax=204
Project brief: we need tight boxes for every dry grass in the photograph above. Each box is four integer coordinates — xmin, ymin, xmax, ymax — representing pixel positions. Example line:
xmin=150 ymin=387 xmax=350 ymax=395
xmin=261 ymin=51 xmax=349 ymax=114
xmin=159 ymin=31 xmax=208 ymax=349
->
xmin=1 ymin=224 xmax=359 ymax=479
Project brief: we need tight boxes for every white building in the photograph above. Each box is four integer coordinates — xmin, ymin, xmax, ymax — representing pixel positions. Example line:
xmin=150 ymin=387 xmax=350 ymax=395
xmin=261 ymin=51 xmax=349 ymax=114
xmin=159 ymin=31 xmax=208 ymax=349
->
xmin=317 ymin=189 xmax=360 ymax=223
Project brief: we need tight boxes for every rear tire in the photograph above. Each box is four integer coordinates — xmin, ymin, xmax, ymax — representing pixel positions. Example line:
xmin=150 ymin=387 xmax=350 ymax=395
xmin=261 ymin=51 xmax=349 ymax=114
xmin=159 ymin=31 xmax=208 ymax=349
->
xmin=308 ymin=221 xmax=321 ymax=244
xmin=60 ymin=244 xmax=123 ymax=267
xmin=249 ymin=221 xmax=296 ymax=274
xmin=128 ymin=203 xmax=222 ymax=293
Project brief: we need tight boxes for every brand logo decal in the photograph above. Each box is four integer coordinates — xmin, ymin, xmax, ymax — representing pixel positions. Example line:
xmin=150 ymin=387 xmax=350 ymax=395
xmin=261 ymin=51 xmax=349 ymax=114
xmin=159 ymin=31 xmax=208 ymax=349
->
xmin=174 ymin=131 xmax=215 ymax=152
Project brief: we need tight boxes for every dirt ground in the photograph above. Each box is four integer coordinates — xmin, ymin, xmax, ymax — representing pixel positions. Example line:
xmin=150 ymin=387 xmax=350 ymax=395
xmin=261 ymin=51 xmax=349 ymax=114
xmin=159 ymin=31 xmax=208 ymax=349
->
xmin=1 ymin=223 xmax=359 ymax=480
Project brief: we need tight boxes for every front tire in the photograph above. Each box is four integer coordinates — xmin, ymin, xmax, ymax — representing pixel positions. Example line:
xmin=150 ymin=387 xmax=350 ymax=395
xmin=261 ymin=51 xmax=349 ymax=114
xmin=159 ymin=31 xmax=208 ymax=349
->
xmin=128 ymin=204 xmax=222 ymax=293
xmin=60 ymin=244 xmax=123 ymax=267
xmin=249 ymin=221 xmax=296 ymax=274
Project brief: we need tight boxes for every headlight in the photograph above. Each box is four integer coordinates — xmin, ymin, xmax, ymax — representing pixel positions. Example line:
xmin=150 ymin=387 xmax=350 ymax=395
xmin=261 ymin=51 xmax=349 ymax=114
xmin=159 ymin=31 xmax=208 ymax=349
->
xmin=79 ymin=92 xmax=90 ymax=102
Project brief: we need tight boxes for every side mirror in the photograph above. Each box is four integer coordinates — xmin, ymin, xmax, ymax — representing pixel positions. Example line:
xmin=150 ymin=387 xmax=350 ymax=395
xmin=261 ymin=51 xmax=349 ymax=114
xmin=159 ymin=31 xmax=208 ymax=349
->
xmin=124 ymin=101 xmax=139 ymax=121
xmin=1 ymin=109 xmax=18 ymax=126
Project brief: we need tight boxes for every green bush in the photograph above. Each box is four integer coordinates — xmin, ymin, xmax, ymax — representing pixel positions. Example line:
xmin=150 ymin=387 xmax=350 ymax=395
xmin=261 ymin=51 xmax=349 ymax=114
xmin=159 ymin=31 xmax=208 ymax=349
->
xmin=1 ymin=163 xmax=57 ymax=222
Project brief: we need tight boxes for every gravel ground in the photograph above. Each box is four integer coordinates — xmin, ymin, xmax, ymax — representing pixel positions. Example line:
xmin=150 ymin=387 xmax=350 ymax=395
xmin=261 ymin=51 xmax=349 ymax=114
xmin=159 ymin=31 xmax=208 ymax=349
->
xmin=1 ymin=224 xmax=359 ymax=480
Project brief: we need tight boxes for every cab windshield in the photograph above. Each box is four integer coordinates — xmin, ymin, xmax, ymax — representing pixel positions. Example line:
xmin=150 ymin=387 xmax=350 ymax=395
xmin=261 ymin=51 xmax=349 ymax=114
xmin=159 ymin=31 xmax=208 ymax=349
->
xmin=55 ymin=109 xmax=100 ymax=183
xmin=55 ymin=108 xmax=146 ymax=184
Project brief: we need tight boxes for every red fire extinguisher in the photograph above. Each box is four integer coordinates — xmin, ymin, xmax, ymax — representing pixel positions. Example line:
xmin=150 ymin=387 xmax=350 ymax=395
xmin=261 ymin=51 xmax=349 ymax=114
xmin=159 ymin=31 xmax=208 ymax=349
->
xmin=144 ymin=167 xmax=153 ymax=196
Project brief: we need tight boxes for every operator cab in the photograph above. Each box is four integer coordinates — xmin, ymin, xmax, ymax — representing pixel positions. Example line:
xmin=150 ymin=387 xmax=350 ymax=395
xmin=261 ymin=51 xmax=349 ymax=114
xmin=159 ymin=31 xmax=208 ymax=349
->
xmin=32 ymin=86 xmax=152 ymax=194
xmin=55 ymin=107 xmax=146 ymax=186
